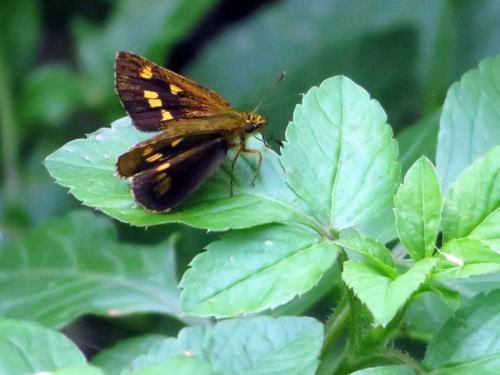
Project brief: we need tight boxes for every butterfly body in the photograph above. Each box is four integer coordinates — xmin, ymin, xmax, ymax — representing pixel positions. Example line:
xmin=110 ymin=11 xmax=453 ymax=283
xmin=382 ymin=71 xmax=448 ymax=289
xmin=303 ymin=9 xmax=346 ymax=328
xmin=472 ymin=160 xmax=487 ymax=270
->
xmin=114 ymin=51 xmax=266 ymax=212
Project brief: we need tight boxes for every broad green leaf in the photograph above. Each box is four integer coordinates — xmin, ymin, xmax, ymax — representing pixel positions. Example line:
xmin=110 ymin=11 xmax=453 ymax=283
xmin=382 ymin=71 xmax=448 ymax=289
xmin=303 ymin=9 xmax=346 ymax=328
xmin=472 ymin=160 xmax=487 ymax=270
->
xmin=0 ymin=0 xmax=40 ymax=77
xmin=453 ymin=2 xmax=500 ymax=75
xmin=335 ymin=230 xmax=396 ymax=277
xmin=0 ymin=210 xmax=183 ymax=328
xmin=281 ymin=76 xmax=399 ymax=230
xmin=445 ymin=272 xmax=500 ymax=297
xmin=54 ymin=365 xmax=105 ymax=375
xmin=269 ymin=263 xmax=340 ymax=317
xmin=92 ymin=335 xmax=167 ymax=375
xmin=350 ymin=366 xmax=416 ymax=375
xmin=354 ymin=208 xmax=397 ymax=244
xmin=133 ymin=356 xmax=220 ymax=375
xmin=435 ymin=238 xmax=500 ymax=280
xmin=127 ymin=316 xmax=323 ymax=375
xmin=342 ymin=258 xmax=436 ymax=326
xmin=424 ymin=290 xmax=500 ymax=373
xmin=187 ymin=0 xmax=446 ymax=135
xmin=436 ymin=55 xmax=500 ymax=191
xmin=442 ymin=146 xmax=500 ymax=250
xmin=431 ymin=360 xmax=500 ymax=375
xmin=395 ymin=156 xmax=442 ymax=260
xmin=397 ymin=111 xmax=440 ymax=173
xmin=180 ymin=224 xmax=339 ymax=317
xmin=20 ymin=64 xmax=84 ymax=126
xmin=0 ymin=318 xmax=86 ymax=375
xmin=45 ymin=117 xmax=317 ymax=231
xmin=403 ymin=292 xmax=454 ymax=341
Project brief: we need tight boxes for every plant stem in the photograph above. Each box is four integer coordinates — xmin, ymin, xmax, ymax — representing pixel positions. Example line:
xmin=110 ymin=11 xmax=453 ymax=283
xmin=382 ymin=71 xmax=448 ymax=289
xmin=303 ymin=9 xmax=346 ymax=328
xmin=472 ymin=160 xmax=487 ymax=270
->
xmin=0 ymin=45 xmax=19 ymax=205
xmin=349 ymin=348 xmax=425 ymax=374
xmin=321 ymin=294 xmax=350 ymax=359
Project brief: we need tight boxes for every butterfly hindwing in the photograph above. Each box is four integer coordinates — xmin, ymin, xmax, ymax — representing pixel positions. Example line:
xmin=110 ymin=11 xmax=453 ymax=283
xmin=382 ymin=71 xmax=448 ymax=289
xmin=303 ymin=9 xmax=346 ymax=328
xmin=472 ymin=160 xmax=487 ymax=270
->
xmin=115 ymin=51 xmax=232 ymax=131
xmin=117 ymin=133 xmax=223 ymax=177
xmin=116 ymin=112 xmax=247 ymax=178
xmin=130 ymin=136 xmax=229 ymax=212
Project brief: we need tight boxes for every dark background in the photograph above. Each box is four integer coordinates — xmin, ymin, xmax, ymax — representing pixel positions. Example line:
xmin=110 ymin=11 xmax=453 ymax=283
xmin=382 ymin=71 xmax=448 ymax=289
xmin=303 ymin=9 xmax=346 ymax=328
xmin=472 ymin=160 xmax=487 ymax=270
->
xmin=1 ymin=0 xmax=500 ymax=357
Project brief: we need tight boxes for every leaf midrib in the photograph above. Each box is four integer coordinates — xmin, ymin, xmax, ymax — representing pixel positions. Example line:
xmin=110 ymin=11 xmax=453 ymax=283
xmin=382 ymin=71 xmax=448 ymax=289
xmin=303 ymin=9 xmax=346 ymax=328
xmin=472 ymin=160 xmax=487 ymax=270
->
xmin=187 ymin=240 xmax=335 ymax=310
xmin=327 ymin=81 xmax=344 ymax=226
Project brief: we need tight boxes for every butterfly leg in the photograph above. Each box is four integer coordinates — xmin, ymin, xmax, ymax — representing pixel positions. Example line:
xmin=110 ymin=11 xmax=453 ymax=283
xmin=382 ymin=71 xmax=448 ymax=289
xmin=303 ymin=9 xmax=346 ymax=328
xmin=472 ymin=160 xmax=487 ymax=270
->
xmin=230 ymin=143 xmax=244 ymax=196
xmin=241 ymin=148 xmax=262 ymax=186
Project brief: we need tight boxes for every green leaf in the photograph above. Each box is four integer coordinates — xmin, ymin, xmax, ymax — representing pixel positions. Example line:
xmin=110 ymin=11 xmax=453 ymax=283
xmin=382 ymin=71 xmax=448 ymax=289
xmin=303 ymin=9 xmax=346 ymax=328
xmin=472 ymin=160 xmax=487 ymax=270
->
xmin=403 ymin=292 xmax=454 ymax=341
xmin=397 ymin=111 xmax=440 ymax=174
xmin=269 ymin=263 xmax=340 ymax=317
xmin=54 ymin=365 xmax=105 ymax=375
xmin=436 ymin=55 xmax=500 ymax=191
xmin=180 ymin=224 xmax=339 ymax=317
xmin=0 ymin=318 xmax=86 ymax=374
xmin=187 ymin=0 xmax=445 ymax=135
xmin=395 ymin=156 xmax=442 ymax=260
xmin=132 ymin=356 xmax=220 ymax=375
xmin=0 ymin=0 xmax=41 ymax=77
xmin=424 ymin=290 xmax=500 ymax=373
xmin=354 ymin=208 xmax=397 ymax=244
xmin=92 ymin=335 xmax=167 ymax=375
xmin=45 ymin=117 xmax=317 ymax=231
xmin=350 ymin=366 xmax=416 ymax=375
xmin=453 ymin=2 xmax=500 ymax=75
xmin=335 ymin=230 xmax=396 ymax=277
xmin=445 ymin=272 xmax=500 ymax=297
xmin=435 ymin=238 xmax=500 ymax=280
xmin=343 ymin=258 xmax=436 ymax=326
xmin=0 ymin=210 xmax=184 ymax=328
xmin=20 ymin=64 xmax=85 ymax=126
xmin=127 ymin=316 xmax=323 ymax=375
xmin=442 ymin=146 xmax=500 ymax=250
xmin=281 ymin=76 xmax=400 ymax=230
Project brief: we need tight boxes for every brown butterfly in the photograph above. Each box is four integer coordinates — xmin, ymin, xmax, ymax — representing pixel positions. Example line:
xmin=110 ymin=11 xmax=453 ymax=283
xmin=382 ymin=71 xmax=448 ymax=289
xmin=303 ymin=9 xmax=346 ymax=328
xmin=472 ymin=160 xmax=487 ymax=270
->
xmin=114 ymin=51 xmax=267 ymax=212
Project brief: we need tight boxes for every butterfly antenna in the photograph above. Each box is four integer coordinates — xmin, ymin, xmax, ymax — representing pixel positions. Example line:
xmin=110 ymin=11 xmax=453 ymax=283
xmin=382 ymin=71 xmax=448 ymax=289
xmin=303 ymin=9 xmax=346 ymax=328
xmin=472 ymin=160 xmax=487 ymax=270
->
xmin=251 ymin=70 xmax=286 ymax=114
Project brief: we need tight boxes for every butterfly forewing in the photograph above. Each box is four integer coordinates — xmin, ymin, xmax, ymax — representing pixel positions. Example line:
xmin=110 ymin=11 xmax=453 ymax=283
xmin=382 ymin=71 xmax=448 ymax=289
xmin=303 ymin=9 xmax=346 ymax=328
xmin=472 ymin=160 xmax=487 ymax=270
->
xmin=131 ymin=137 xmax=229 ymax=212
xmin=115 ymin=51 xmax=232 ymax=131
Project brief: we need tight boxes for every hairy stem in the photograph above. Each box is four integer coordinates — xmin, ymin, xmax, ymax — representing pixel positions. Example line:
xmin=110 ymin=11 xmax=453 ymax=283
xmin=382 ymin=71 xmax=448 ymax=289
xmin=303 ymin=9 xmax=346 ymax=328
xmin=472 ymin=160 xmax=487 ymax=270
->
xmin=321 ymin=294 xmax=350 ymax=359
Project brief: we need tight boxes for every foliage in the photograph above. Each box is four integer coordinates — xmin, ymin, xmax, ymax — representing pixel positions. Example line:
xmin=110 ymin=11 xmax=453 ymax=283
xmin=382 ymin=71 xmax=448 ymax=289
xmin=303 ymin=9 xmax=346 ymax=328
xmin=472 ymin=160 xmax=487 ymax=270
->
xmin=2 ymin=0 xmax=500 ymax=374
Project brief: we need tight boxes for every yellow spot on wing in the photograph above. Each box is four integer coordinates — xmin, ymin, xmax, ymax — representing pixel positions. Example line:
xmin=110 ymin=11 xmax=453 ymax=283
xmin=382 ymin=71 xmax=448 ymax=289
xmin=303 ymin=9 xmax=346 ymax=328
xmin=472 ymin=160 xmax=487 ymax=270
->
xmin=146 ymin=153 xmax=162 ymax=163
xmin=156 ymin=172 xmax=167 ymax=181
xmin=142 ymin=146 xmax=154 ymax=156
xmin=161 ymin=109 xmax=173 ymax=120
xmin=140 ymin=66 xmax=153 ymax=79
xmin=170 ymin=84 xmax=183 ymax=95
xmin=157 ymin=162 xmax=171 ymax=172
xmin=149 ymin=98 xmax=162 ymax=107
xmin=154 ymin=176 xmax=172 ymax=196
xmin=171 ymin=138 xmax=182 ymax=147
xmin=144 ymin=90 xmax=158 ymax=98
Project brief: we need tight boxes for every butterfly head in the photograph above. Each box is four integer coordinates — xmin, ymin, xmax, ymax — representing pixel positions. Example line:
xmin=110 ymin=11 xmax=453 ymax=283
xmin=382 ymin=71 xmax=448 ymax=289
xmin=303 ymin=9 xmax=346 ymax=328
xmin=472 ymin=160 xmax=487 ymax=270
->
xmin=244 ymin=112 xmax=267 ymax=134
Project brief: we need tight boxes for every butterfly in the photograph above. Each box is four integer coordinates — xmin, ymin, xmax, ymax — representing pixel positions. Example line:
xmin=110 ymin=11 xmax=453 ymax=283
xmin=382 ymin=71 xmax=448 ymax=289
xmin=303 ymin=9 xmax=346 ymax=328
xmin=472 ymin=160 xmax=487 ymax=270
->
xmin=114 ymin=51 xmax=267 ymax=212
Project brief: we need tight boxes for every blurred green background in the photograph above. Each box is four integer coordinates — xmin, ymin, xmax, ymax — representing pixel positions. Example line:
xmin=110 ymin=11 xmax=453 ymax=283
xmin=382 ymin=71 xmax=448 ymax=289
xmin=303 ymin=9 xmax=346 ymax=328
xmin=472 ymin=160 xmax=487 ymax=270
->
xmin=1 ymin=0 xmax=500 ymax=356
